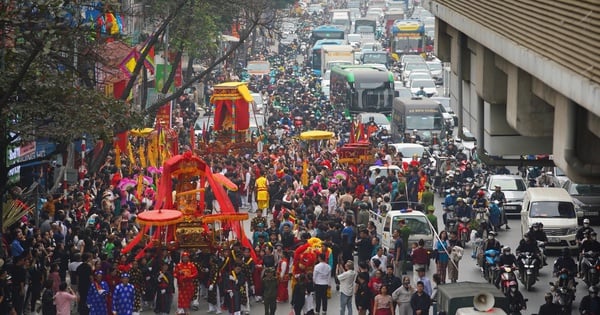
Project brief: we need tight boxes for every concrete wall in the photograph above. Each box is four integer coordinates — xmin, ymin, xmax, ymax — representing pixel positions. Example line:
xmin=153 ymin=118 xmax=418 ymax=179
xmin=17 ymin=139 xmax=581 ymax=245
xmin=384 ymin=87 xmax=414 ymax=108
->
xmin=430 ymin=0 xmax=600 ymax=182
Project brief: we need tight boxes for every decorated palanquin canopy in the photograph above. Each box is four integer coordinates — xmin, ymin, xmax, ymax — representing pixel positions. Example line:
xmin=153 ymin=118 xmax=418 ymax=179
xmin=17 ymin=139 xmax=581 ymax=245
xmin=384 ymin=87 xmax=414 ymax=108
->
xmin=210 ymin=82 xmax=253 ymax=132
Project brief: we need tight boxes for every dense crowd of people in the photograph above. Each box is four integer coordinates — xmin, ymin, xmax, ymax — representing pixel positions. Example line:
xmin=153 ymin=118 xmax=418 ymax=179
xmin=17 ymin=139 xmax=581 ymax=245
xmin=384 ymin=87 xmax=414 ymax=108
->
xmin=3 ymin=3 xmax=600 ymax=315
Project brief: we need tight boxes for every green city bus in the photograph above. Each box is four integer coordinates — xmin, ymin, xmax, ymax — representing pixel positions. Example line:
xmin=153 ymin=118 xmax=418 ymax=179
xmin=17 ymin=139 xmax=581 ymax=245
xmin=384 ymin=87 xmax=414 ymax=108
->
xmin=330 ymin=65 xmax=395 ymax=115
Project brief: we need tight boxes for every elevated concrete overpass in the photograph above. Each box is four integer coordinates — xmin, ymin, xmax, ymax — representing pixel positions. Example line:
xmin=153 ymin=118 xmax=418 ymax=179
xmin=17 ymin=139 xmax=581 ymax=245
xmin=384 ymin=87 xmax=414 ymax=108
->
xmin=426 ymin=0 xmax=600 ymax=183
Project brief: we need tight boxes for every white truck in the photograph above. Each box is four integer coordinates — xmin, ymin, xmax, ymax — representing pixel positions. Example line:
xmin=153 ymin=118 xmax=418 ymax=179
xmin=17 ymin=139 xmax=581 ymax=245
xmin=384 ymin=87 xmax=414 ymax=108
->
xmin=320 ymin=45 xmax=355 ymax=76
xmin=368 ymin=209 xmax=435 ymax=256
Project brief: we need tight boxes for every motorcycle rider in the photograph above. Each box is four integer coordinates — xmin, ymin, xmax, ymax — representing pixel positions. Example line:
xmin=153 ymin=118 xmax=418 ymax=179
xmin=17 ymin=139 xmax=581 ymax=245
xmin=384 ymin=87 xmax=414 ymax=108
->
xmin=494 ymin=246 xmax=518 ymax=288
xmin=576 ymin=218 xmax=594 ymax=244
xmin=528 ymin=222 xmax=548 ymax=265
xmin=553 ymin=248 xmax=577 ymax=289
xmin=516 ymin=232 xmax=542 ymax=277
xmin=579 ymin=231 xmax=600 ymax=279
xmin=490 ymin=184 xmax=510 ymax=230
xmin=478 ymin=231 xmax=501 ymax=270
xmin=579 ymin=285 xmax=600 ymax=315
xmin=443 ymin=187 xmax=458 ymax=223
xmin=506 ymin=282 xmax=527 ymax=315
xmin=455 ymin=197 xmax=472 ymax=219
xmin=472 ymin=189 xmax=489 ymax=211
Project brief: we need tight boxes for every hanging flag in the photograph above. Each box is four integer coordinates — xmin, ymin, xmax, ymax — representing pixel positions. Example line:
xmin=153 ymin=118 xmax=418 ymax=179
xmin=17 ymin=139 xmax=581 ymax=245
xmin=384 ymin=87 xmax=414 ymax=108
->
xmin=127 ymin=141 xmax=135 ymax=166
xmin=139 ymin=143 xmax=147 ymax=168
xmin=119 ymin=49 xmax=141 ymax=78
xmin=143 ymin=44 xmax=155 ymax=75
xmin=349 ymin=120 xmax=355 ymax=144
xmin=190 ymin=125 xmax=196 ymax=150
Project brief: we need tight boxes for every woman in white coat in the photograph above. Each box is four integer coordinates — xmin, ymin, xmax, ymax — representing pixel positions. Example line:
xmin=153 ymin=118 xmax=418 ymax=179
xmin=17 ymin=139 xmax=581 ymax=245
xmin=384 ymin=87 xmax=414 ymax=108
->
xmin=391 ymin=276 xmax=415 ymax=315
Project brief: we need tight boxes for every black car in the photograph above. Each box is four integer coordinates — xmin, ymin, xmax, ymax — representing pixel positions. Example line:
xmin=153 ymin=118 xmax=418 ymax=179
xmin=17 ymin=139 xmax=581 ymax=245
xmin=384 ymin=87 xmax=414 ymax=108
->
xmin=563 ymin=179 xmax=600 ymax=221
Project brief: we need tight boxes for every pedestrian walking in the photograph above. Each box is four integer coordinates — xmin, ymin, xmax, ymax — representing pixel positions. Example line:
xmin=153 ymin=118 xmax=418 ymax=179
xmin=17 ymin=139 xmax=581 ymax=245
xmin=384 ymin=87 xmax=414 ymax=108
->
xmin=337 ymin=260 xmax=356 ymax=315
xmin=313 ymin=253 xmax=332 ymax=315
xmin=174 ymin=252 xmax=199 ymax=315
xmin=291 ymin=273 xmax=307 ymax=315
xmin=373 ymin=285 xmax=394 ymax=315
xmin=434 ymin=231 xmax=450 ymax=283
xmin=355 ymin=273 xmax=372 ymax=315
xmin=87 ymin=270 xmax=110 ymax=315
xmin=112 ymin=273 xmax=135 ymax=315
xmin=41 ymin=280 xmax=57 ymax=315
xmin=392 ymin=276 xmax=415 ymax=315
xmin=154 ymin=263 xmax=174 ymax=315
xmin=410 ymin=281 xmax=432 ymax=315
xmin=54 ymin=282 xmax=78 ymax=315
xmin=262 ymin=267 xmax=278 ymax=315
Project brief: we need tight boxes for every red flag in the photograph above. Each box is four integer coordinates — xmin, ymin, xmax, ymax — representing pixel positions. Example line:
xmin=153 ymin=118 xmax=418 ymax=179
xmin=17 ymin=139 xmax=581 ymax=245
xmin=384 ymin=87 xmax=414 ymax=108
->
xmin=349 ymin=121 xmax=355 ymax=143
xmin=190 ymin=125 xmax=196 ymax=150
xmin=114 ymin=131 xmax=128 ymax=152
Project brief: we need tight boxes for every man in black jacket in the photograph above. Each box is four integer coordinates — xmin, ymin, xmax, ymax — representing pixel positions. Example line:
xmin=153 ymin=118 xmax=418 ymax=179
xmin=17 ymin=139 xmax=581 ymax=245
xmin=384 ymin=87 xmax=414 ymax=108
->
xmin=410 ymin=281 xmax=431 ymax=315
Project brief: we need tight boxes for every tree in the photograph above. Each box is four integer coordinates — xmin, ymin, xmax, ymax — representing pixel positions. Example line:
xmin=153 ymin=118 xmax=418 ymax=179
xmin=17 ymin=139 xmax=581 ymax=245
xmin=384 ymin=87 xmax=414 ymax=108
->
xmin=119 ymin=0 xmax=293 ymax=116
xmin=0 ymin=1 xmax=141 ymax=213
xmin=0 ymin=0 xmax=292 ymax=247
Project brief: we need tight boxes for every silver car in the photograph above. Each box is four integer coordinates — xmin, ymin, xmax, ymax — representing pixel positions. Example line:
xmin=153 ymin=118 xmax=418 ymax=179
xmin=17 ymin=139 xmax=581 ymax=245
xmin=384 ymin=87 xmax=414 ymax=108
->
xmin=486 ymin=175 xmax=528 ymax=216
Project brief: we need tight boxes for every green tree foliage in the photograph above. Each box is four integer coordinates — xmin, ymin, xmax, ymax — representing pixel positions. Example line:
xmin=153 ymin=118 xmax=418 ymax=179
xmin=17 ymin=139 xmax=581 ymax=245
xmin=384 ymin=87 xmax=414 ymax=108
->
xmin=0 ymin=1 xmax=141 ymax=196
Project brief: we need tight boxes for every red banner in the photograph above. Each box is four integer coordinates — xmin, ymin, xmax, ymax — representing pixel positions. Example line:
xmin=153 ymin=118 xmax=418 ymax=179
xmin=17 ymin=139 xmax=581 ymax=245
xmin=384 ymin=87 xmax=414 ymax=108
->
xmin=155 ymin=102 xmax=172 ymax=129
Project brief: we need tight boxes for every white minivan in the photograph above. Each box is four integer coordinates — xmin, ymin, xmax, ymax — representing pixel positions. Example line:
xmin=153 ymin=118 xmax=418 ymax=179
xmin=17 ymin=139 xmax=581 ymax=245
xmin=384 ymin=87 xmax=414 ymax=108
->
xmin=520 ymin=187 xmax=579 ymax=251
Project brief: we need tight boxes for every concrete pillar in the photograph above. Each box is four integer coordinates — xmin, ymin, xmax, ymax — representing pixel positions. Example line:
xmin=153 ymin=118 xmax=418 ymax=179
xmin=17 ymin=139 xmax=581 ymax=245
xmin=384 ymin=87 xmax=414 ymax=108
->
xmin=472 ymin=45 xmax=506 ymax=104
xmin=434 ymin=18 xmax=451 ymax=61
xmin=553 ymin=98 xmax=600 ymax=183
xmin=587 ymin=112 xmax=600 ymax=138
xmin=503 ymin=64 xmax=553 ymax=137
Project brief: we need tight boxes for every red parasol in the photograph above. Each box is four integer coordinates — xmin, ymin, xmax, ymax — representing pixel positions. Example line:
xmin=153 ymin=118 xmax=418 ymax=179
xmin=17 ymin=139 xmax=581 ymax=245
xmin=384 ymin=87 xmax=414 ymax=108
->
xmin=136 ymin=209 xmax=184 ymax=226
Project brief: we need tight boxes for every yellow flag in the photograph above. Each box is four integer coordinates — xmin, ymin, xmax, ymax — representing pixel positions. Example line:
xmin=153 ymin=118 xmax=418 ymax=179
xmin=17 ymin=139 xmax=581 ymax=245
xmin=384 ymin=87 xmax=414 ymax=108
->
xmin=127 ymin=141 xmax=135 ymax=166
xmin=136 ymin=174 xmax=144 ymax=201
xmin=139 ymin=144 xmax=147 ymax=168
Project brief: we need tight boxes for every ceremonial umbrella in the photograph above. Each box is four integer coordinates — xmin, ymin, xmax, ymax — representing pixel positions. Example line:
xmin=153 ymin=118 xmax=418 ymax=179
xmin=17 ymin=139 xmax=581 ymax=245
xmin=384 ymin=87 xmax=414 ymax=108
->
xmin=136 ymin=209 xmax=184 ymax=226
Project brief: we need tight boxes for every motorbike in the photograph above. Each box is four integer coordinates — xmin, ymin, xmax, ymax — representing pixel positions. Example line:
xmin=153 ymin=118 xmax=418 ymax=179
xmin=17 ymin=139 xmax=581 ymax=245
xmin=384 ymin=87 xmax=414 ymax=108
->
xmin=518 ymin=252 xmax=540 ymax=291
xmin=507 ymin=296 xmax=528 ymax=315
xmin=498 ymin=265 xmax=518 ymax=295
xmin=445 ymin=207 xmax=458 ymax=234
xmin=550 ymin=277 xmax=575 ymax=315
xmin=580 ymin=250 xmax=600 ymax=287
xmin=457 ymin=217 xmax=471 ymax=248
xmin=473 ymin=206 xmax=490 ymax=227
xmin=483 ymin=249 xmax=500 ymax=283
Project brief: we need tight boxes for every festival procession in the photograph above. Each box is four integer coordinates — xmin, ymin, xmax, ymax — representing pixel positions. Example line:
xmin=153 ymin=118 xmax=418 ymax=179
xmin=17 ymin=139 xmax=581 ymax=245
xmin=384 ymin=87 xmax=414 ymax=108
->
xmin=2 ymin=0 xmax=600 ymax=315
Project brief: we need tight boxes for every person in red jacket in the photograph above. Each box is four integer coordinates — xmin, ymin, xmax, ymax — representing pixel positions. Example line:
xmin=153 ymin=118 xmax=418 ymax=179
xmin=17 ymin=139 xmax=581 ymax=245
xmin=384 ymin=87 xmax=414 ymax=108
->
xmin=174 ymin=252 xmax=199 ymax=315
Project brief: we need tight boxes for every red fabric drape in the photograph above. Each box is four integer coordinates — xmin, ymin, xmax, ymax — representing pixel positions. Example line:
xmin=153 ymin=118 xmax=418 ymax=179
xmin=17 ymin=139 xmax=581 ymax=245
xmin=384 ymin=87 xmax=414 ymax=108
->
xmin=213 ymin=99 xmax=249 ymax=131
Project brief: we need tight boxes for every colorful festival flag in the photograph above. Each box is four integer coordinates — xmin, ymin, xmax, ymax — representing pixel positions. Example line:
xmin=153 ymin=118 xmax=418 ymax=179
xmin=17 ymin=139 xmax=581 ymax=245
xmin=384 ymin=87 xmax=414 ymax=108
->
xmin=119 ymin=49 xmax=140 ymax=78
xmin=142 ymin=44 xmax=155 ymax=75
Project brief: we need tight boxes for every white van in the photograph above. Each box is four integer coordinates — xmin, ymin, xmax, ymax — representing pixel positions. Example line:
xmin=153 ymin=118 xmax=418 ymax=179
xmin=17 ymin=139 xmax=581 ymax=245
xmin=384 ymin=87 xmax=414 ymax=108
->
xmin=369 ymin=209 xmax=435 ymax=255
xmin=520 ymin=187 xmax=578 ymax=250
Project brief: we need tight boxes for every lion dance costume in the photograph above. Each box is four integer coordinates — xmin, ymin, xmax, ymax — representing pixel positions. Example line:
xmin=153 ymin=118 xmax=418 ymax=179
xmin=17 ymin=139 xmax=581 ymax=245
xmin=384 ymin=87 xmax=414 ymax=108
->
xmin=292 ymin=238 xmax=332 ymax=287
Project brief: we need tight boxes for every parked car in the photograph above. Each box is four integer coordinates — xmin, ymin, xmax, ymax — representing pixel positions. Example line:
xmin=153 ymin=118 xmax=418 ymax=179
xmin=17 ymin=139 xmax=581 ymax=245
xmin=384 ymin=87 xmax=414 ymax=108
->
xmin=562 ymin=179 xmax=600 ymax=221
